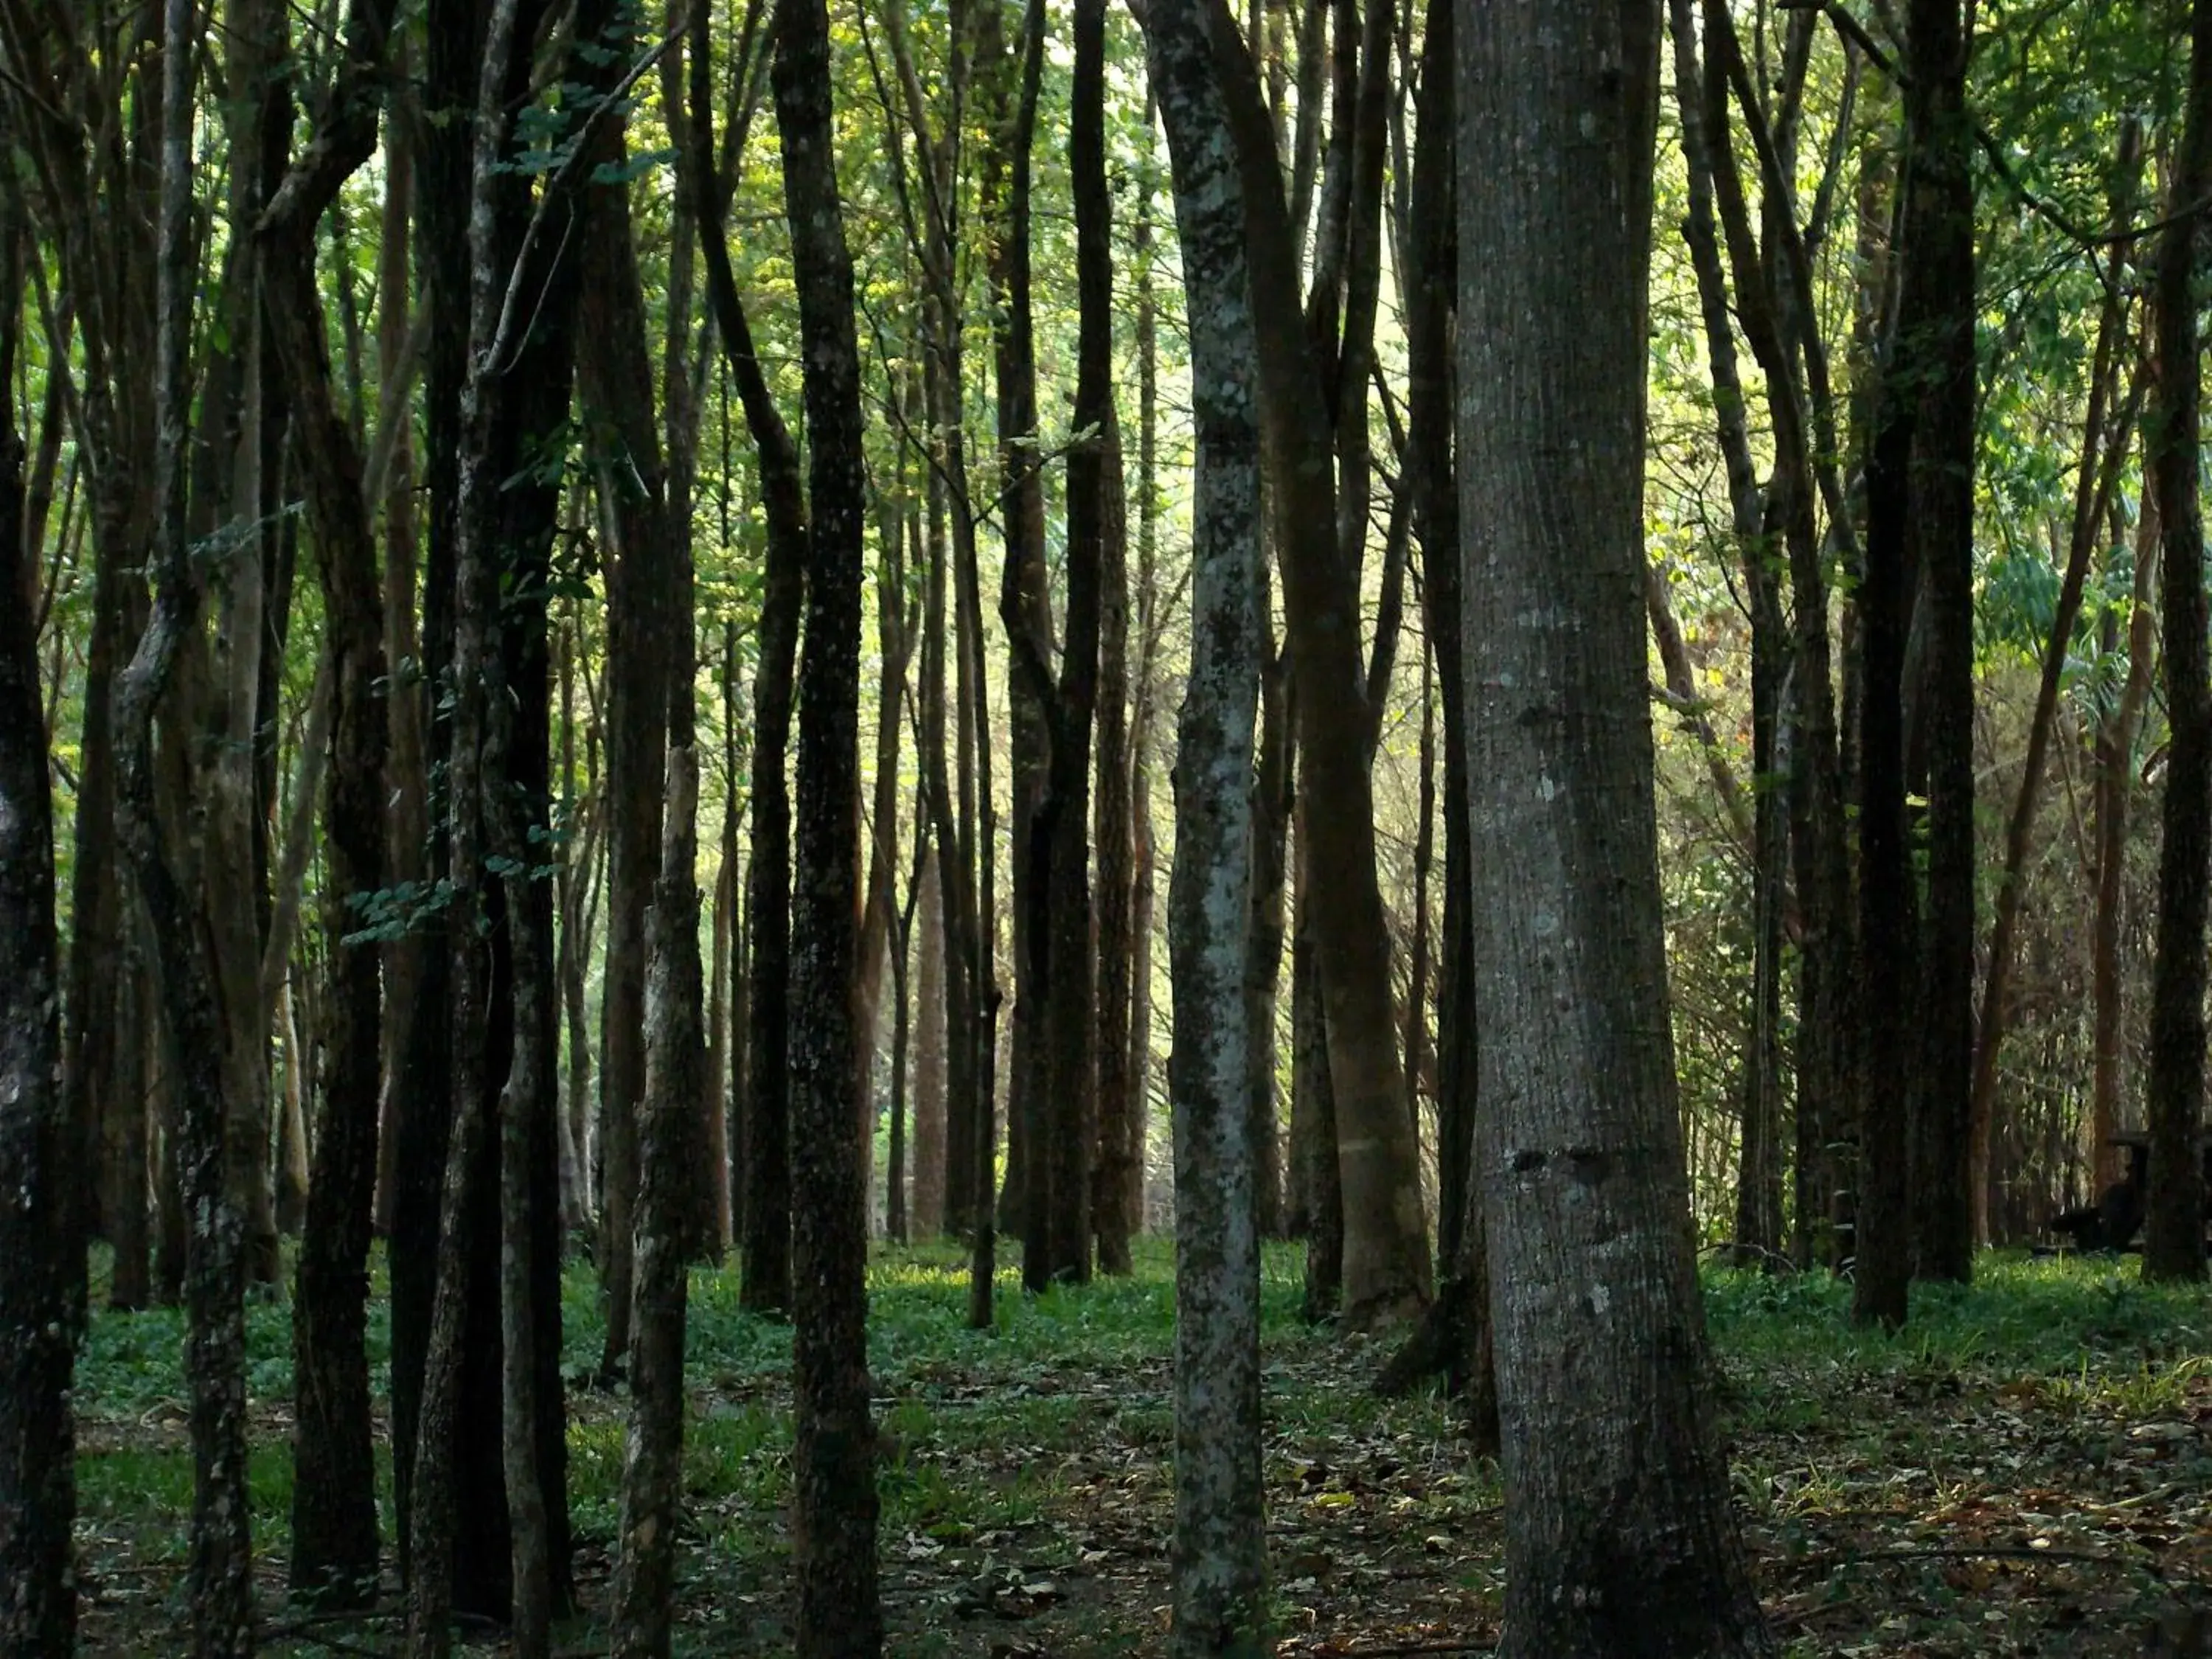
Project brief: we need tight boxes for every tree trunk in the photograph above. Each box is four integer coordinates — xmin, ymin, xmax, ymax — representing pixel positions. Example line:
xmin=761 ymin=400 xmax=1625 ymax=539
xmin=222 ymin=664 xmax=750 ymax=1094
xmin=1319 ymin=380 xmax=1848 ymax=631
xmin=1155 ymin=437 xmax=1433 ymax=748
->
xmin=404 ymin=1 xmax=583 ymax=1643
xmin=1291 ymin=899 xmax=1341 ymax=1321
xmin=684 ymin=13 xmax=806 ymax=1318
xmin=2093 ymin=501 xmax=2160 ymax=1197
xmin=913 ymin=852 xmax=948 ymax=1236
xmin=1903 ymin=0 xmax=1978 ymax=1287
xmin=2143 ymin=0 xmax=2212 ymax=1285
xmin=776 ymin=0 xmax=886 ymax=1642
xmin=114 ymin=1 xmax=256 ymax=1644
xmin=1968 ymin=126 xmax=2140 ymax=1242
xmin=1085 ymin=0 xmax=1139 ymax=1278
xmin=258 ymin=0 xmax=400 ymax=1602
xmin=1245 ymin=613 xmax=1293 ymax=1242
xmin=1457 ymin=1 xmax=1774 ymax=1650
xmin=1216 ymin=0 xmax=1431 ymax=1326
xmin=611 ymin=744 xmax=704 ymax=1659
xmin=376 ymin=56 xmax=426 ymax=1239
xmin=0 ymin=205 xmax=84 ymax=1659
xmin=1147 ymin=0 xmax=1270 ymax=1644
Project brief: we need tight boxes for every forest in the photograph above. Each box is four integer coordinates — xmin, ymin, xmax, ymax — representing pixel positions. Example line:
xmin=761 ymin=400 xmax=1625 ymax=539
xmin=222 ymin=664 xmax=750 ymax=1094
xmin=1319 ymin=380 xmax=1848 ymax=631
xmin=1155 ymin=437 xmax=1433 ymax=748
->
xmin=1 ymin=0 xmax=2211 ymax=1653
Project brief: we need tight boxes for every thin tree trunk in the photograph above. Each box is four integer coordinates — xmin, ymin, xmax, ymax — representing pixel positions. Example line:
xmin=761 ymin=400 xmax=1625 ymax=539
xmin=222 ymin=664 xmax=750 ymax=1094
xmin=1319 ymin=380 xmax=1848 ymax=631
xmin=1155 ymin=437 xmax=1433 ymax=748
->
xmin=774 ymin=0 xmax=885 ymax=1642
xmin=0 ymin=202 xmax=83 ymax=1659
xmin=1147 ymin=0 xmax=1270 ymax=1642
xmin=1245 ymin=613 xmax=1293 ymax=1242
xmin=1216 ymin=1 xmax=1432 ymax=1326
xmin=2093 ymin=500 xmax=2160 ymax=1197
xmin=259 ymin=0 xmax=400 ymax=1601
xmin=2144 ymin=0 xmax=2212 ymax=1285
xmin=115 ymin=0 xmax=255 ymax=1643
xmin=1085 ymin=0 xmax=1139 ymax=1277
xmin=684 ymin=7 xmax=804 ymax=1317
xmin=611 ymin=744 xmax=703 ymax=1659
xmin=913 ymin=852 xmax=948 ymax=1236
xmin=1968 ymin=129 xmax=2140 ymax=1239
xmin=1905 ymin=0 xmax=1979 ymax=1287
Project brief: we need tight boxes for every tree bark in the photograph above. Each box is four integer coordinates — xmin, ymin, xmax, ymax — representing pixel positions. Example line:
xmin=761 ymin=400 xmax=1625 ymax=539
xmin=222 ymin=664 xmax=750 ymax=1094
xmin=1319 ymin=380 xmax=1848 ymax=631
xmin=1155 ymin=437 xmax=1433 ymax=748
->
xmin=2143 ymin=0 xmax=2212 ymax=1285
xmin=1245 ymin=611 xmax=1293 ymax=1242
xmin=114 ymin=1 xmax=256 ymax=1644
xmin=404 ymin=1 xmax=582 ymax=1643
xmin=684 ymin=7 xmax=805 ymax=1317
xmin=1902 ymin=0 xmax=1978 ymax=1287
xmin=1457 ymin=1 xmax=1773 ymax=1650
xmin=2093 ymin=501 xmax=2160 ymax=1197
xmin=1148 ymin=0 xmax=1271 ymax=1644
xmin=774 ymin=0 xmax=886 ymax=1645
xmin=914 ymin=852 xmax=949 ymax=1235
xmin=257 ymin=0 xmax=400 ymax=1603
xmin=1214 ymin=0 xmax=1432 ymax=1326
xmin=0 ymin=202 xmax=84 ymax=1659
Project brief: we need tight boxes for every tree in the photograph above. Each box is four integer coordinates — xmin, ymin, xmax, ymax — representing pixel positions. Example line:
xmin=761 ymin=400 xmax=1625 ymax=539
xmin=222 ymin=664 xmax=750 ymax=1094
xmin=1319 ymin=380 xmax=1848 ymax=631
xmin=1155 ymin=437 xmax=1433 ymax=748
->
xmin=401 ymin=1 xmax=585 ymax=1644
xmin=773 ymin=0 xmax=885 ymax=1645
xmin=1903 ymin=0 xmax=1979 ymax=1287
xmin=257 ymin=0 xmax=400 ymax=1603
xmin=1456 ymin=0 xmax=1774 ymax=1650
xmin=2143 ymin=0 xmax=2212 ymax=1286
xmin=0 ymin=192 xmax=83 ymax=1659
xmin=112 ymin=1 xmax=257 ymax=1647
xmin=1216 ymin=0 xmax=1434 ymax=1327
xmin=1147 ymin=0 xmax=1269 ymax=1649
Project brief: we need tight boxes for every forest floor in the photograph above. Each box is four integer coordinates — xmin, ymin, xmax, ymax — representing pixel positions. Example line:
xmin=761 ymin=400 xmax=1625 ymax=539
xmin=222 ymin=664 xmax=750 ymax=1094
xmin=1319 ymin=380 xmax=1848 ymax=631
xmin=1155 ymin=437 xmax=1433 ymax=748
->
xmin=69 ymin=1240 xmax=2212 ymax=1657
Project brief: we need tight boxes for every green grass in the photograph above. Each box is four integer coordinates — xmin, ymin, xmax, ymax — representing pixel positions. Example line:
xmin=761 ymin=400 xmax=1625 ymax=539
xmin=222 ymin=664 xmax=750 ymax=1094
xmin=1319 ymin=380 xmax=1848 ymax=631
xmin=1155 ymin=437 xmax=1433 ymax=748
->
xmin=68 ymin=1241 xmax=2212 ymax=1655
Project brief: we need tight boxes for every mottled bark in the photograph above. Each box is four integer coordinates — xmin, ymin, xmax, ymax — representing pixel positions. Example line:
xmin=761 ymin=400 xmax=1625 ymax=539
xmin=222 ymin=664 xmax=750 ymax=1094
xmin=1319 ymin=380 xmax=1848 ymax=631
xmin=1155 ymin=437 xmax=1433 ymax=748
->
xmin=1457 ymin=1 xmax=1773 ymax=1651
xmin=2144 ymin=0 xmax=2212 ymax=1285
xmin=611 ymin=748 xmax=703 ymax=1659
xmin=0 ymin=206 xmax=83 ymax=1659
xmin=1147 ymin=0 xmax=1270 ymax=1645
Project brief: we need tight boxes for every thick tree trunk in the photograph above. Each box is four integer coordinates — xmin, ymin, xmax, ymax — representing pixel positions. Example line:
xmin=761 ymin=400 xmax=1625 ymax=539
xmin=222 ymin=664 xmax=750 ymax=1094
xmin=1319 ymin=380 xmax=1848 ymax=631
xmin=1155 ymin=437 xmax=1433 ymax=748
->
xmin=1903 ymin=0 xmax=1978 ymax=1287
xmin=2143 ymin=0 xmax=2212 ymax=1285
xmin=1457 ymin=2 xmax=1774 ymax=1651
xmin=1147 ymin=1 xmax=1270 ymax=1645
xmin=404 ymin=3 xmax=582 ymax=1645
xmin=0 ymin=212 xmax=84 ymax=1659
